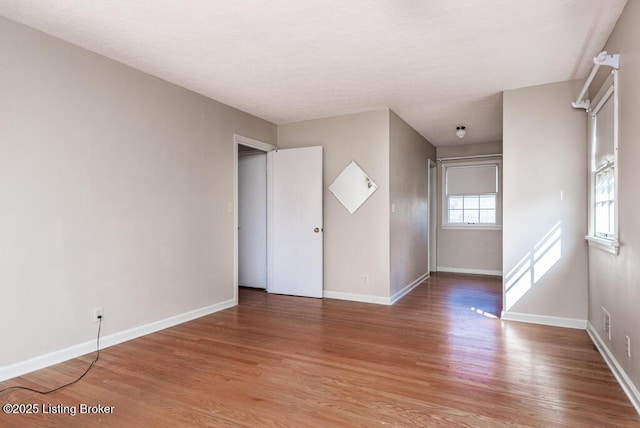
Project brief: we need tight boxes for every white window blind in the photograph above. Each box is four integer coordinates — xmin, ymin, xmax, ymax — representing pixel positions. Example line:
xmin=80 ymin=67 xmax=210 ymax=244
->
xmin=586 ymin=70 xmax=619 ymax=255
xmin=442 ymin=161 xmax=501 ymax=228
xmin=594 ymin=94 xmax=615 ymax=169
xmin=446 ymin=165 xmax=498 ymax=195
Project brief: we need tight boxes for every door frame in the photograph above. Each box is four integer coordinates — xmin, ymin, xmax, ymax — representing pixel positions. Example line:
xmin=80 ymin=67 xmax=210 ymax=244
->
xmin=428 ymin=159 xmax=437 ymax=273
xmin=233 ymin=134 xmax=276 ymax=304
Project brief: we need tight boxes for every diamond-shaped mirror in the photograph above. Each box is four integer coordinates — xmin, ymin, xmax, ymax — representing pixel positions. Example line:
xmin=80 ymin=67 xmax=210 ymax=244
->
xmin=329 ymin=161 xmax=379 ymax=214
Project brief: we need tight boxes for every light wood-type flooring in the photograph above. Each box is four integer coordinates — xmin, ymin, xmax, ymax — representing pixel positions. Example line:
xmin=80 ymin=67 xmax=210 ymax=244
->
xmin=1 ymin=273 xmax=638 ymax=427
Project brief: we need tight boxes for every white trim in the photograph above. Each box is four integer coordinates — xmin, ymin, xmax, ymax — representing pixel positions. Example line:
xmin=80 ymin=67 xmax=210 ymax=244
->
xmin=233 ymin=140 xmax=239 ymax=303
xmin=613 ymin=71 xmax=619 ymax=245
xmin=234 ymin=134 xmax=276 ymax=152
xmin=441 ymin=225 xmax=502 ymax=231
xmin=323 ymin=291 xmax=391 ymax=305
xmin=437 ymin=154 xmax=503 ymax=162
xmin=324 ymin=272 xmax=430 ymax=306
xmin=501 ymin=311 xmax=587 ymax=329
xmin=427 ymin=161 xmax=432 ymax=274
xmin=0 ymin=299 xmax=236 ymax=382
xmin=428 ymin=159 xmax=438 ymax=272
xmin=587 ymin=322 xmax=640 ymax=415
xmin=390 ymin=272 xmax=430 ymax=304
xmin=441 ymin=159 xmax=502 ymax=229
xmin=437 ymin=266 xmax=502 ymax=276
xmin=266 ymin=151 xmax=275 ymax=293
xmin=585 ymin=235 xmax=620 ymax=255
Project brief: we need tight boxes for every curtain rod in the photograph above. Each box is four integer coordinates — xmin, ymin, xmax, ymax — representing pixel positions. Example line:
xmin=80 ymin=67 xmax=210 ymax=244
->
xmin=572 ymin=51 xmax=619 ymax=110
xmin=437 ymin=153 xmax=502 ymax=162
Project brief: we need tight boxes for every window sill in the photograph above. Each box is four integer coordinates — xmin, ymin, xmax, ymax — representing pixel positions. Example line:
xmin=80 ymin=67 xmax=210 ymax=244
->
xmin=585 ymin=235 xmax=619 ymax=255
xmin=442 ymin=225 xmax=502 ymax=231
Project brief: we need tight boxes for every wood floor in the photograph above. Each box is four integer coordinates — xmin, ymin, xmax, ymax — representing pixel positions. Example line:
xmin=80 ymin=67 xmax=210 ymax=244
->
xmin=1 ymin=273 xmax=638 ymax=427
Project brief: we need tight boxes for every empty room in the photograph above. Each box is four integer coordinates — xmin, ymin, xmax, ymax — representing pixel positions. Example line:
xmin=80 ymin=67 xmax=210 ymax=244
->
xmin=1 ymin=1 xmax=639 ymax=426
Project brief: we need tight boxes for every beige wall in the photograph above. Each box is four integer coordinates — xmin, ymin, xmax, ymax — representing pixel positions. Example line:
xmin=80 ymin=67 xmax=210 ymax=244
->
xmin=278 ymin=110 xmax=391 ymax=299
xmin=437 ymin=142 xmax=502 ymax=159
xmin=436 ymin=143 xmax=503 ymax=274
xmin=0 ymin=17 xmax=276 ymax=368
xmin=587 ymin=0 xmax=640 ymax=400
xmin=502 ymin=80 xmax=588 ymax=324
xmin=389 ymin=111 xmax=435 ymax=296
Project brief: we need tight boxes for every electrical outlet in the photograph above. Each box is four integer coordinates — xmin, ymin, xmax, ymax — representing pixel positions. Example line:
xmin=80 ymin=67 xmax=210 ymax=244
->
xmin=602 ymin=307 xmax=611 ymax=341
xmin=625 ymin=335 xmax=631 ymax=358
xmin=362 ymin=274 xmax=369 ymax=285
xmin=93 ymin=307 xmax=103 ymax=323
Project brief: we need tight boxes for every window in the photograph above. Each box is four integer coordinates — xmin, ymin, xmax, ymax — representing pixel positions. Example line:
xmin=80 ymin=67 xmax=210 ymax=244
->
xmin=594 ymin=164 xmax=614 ymax=238
xmin=448 ymin=195 xmax=496 ymax=224
xmin=442 ymin=160 xmax=501 ymax=228
xmin=586 ymin=70 xmax=619 ymax=254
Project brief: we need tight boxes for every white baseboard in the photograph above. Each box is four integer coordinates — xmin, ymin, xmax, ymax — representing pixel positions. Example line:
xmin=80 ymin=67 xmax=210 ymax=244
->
xmin=437 ymin=266 xmax=502 ymax=276
xmin=390 ymin=272 xmax=430 ymax=304
xmin=501 ymin=311 xmax=587 ymax=329
xmin=323 ymin=290 xmax=391 ymax=305
xmin=587 ymin=322 xmax=640 ymax=415
xmin=324 ymin=272 xmax=430 ymax=306
xmin=0 ymin=298 xmax=236 ymax=382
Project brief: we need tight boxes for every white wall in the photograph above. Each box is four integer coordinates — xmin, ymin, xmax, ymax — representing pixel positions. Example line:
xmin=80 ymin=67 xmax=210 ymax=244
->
xmin=586 ymin=0 xmax=640 ymax=407
xmin=389 ymin=111 xmax=436 ymax=297
xmin=0 ymin=17 xmax=276 ymax=370
xmin=277 ymin=110 xmax=391 ymax=301
xmin=436 ymin=142 xmax=503 ymax=275
xmin=502 ymin=80 xmax=588 ymax=327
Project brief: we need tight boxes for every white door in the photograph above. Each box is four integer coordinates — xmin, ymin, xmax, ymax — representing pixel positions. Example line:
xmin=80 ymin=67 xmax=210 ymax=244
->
xmin=238 ymin=153 xmax=267 ymax=288
xmin=268 ymin=146 xmax=323 ymax=298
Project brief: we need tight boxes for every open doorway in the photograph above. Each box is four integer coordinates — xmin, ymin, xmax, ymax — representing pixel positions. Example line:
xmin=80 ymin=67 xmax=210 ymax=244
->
xmin=233 ymin=135 xmax=324 ymax=302
xmin=233 ymin=135 xmax=276 ymax=303
xmin=238 ymin=144 xmax=267 ymax=289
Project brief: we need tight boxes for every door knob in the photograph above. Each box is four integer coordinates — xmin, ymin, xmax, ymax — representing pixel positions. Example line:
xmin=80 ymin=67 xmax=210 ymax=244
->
xmin=314 ymin=227 xmax=320 ymax=233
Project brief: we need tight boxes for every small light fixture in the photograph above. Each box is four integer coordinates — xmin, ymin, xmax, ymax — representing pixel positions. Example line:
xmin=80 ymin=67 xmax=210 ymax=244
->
xmin=456 ymin=125 xmax=466 ymax=139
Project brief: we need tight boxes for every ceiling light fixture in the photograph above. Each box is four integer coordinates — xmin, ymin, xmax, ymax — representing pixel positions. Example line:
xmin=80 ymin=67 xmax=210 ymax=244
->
xmin=456 ymin=125 xmax=466 ymax=139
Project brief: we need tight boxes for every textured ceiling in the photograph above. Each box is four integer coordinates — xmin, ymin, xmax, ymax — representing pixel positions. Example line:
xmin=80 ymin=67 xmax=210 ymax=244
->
xmin=0 ymin=0 xmax=627 ymax=146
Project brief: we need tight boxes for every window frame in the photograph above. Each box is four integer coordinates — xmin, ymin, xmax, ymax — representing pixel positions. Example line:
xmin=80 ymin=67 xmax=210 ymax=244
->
xmin=441 ymin=159 xmax=502 ymax=230
xmin=447 ymin=194 xmax=498 ymax=225
xmin=586 ymin=70 xmax=619 ymax=255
